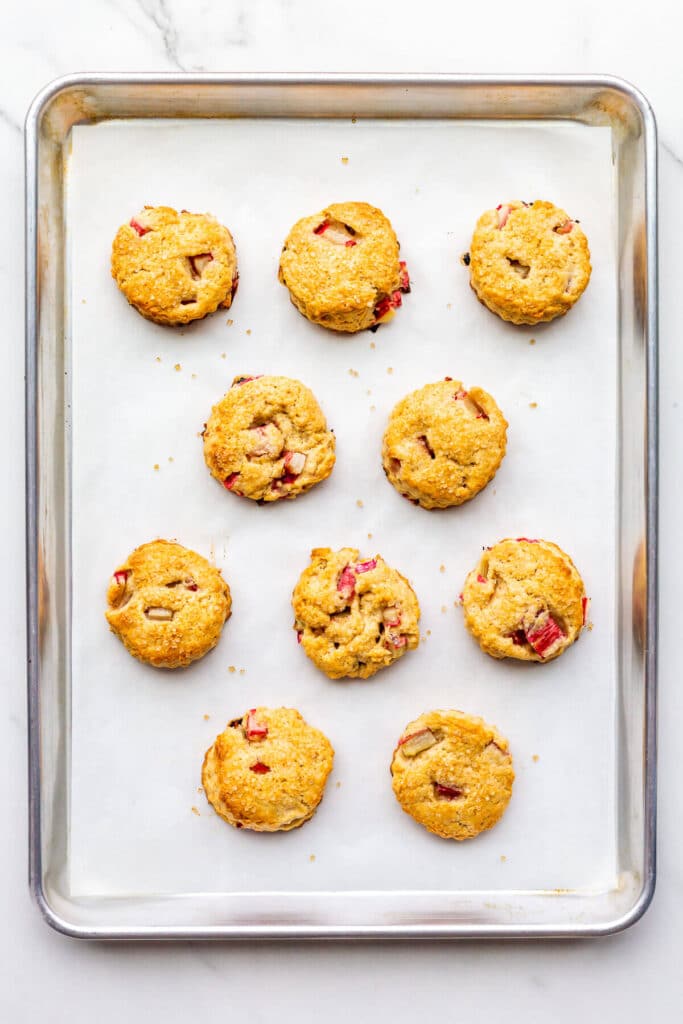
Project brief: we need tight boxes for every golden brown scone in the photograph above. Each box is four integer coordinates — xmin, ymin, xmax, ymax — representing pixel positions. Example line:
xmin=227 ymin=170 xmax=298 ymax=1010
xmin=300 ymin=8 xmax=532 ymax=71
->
xmin=278 ymin=201 xmax=411 ymax=332
xmin=105 ymin=540 xmax=231 ymax=668
xmin=292 ymin=547 xmax=420 ymax=679
xmin=382 ymin=378 xmax=508 ymax=509
xmin=462 ymin=538 xmax=588 ymax=662
xmin=111 ymin=206 xmax=238 ymax=325
xmin=391 ymin=710 xmax=514 ymax=840
xmin=203 ymin=375 xmax=336 ymax=502
xmin=202 ymin=707 xmax=334 ymax=832
xmin=467 ymin=200 xmax=591 ymax=325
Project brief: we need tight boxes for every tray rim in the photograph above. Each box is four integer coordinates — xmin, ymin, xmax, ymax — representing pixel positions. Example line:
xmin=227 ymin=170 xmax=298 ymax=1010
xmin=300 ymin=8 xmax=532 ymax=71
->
xmin=25 ymin=71 xmax=658 ymax=940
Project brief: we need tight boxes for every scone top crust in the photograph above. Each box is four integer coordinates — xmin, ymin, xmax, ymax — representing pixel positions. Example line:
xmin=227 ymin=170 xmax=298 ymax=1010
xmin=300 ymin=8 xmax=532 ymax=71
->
xmin=105 ymin=539 xmax=231 ymax=669
xmin=468 ymin=200 xmax=591 ymax=325
xmin=202 ymin=706 xmax=335 ymax=832
xmin=462 ymin=538 xmax=587 ymax=663
xmin=278 ymin=201 xmax=409 ymax=332
xmin=382 ymin=378 xmax=508 ymax=509
xmin=111 ymin=206 xmax=238 ymax=325
xmin=292 ymin=546 xmax=420 ymax=680
xmin=390 ymin=710 xmax=514 ymax=840
xmin=203 ymin=374 xmax=336 ymax=502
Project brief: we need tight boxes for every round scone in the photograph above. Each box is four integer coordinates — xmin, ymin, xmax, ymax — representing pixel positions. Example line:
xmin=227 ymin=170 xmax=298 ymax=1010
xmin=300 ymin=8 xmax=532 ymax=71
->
xmin=105 ymin=540 xmax=231 ymax=668
xmin=278 ymin=201 xmax=411 ymax=332
xmin=467 ymin=200 xmax=591 ymax=325
xmin=391 ymin=710 xmax=514 ymax=840
xmin=382 ymin=378 xmax=508 ymax=509
xmin=203 ymin=375 xmax=336 ymax=502
xmin=462 ymin=537 xmax=588 ymax=662
xmin=292 ymin=547 xmax=420 ymax=679
xmin=202 ymin=707 xmax=334 ymax=832
xmin=111 ymin=206 xmax=238 ymax=325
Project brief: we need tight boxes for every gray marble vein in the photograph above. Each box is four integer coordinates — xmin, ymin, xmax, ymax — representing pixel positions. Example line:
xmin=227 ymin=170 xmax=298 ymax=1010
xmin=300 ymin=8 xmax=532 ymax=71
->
xmin=136 ymin=0 xmax=186 ymax=70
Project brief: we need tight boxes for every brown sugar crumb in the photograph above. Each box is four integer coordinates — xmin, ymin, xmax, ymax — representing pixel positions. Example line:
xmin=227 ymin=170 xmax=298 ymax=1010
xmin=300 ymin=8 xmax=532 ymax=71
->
xmin=197 ymin=786 xmax=204 ymax=793
xmin=367 ymin=532 xmax=373 ymax=539
xmin=426 ymin=629 xmax=431 ymax=636
xmin=348 ymin=368 xmax=359 ymax=378
xmin=441 ymin=605 xmax=447 ymax=613
xmin=239 ymin=668 xmax=246 ymax=675
xmin=246 ymin=329 xmax=252 ymax=336
xmin=387 ymin=367 xmax=393 ymax=375
xmin=153 ymin=464 xmax=160 ymax=471
xmin=370 ymin=341 xmax=376 ymax=350
xmin=341 ymin=156 xmax=349 ymax=164
xmin=226 ymin=320 xmax=233 ymax=327
xmin=309 ymin=853 xmax=316 ymax=862
xmin=155 ymin=356 xmax=162 ymax=363
xmin=356 ymin=499 xmax=364 ymax=508
xmin=532 ymin=754 xmax=540 ymax=763
xmin=529 ymin=338 xmax=536 ymax=345
xmin=447 ymin=303 xmax=452 ymax=310
xmin=500 ymin=855 xmax=507 ymax=863
xmin=203 ymin=714 xmax=210 ymax=721
xmin=228 ymin=666 xmax=236 ymax=674
xmin=168 ymin=456 xmax=174 ymax=463
xmin=336 ymin=781 xmax=342 ymax=788
xmin=529 ymin=401 xmax=538 ymax=409
xmin=191 ymin=806 xmax=200 ymax=817
xmin=439 ymin=564 xmax=446 ymax=573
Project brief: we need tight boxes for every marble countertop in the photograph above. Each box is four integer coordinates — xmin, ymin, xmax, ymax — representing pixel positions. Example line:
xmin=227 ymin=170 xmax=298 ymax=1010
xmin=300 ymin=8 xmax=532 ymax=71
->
xmin=3 ymin=1 xmax=681 ymax=1020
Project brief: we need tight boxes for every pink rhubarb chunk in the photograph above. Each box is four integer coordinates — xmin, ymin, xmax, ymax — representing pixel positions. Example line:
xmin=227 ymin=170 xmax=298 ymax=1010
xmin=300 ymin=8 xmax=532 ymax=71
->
xmin=374 ymin=290 xmax=403 ymax=321
xmin=337 ymin=565 xmax=356 ymax=600
xmin=398 ymin=260 xmax=411 ymax=293
xmin=246 ymin=709 xmax=268 ymax=740
xmin=189 ymin=252 xmax=213 ymax=278
xmin=313 ymin=221 xmax=329 ymax=234
xmin=476 ymin=574 xmax=487 ymax=584
xmin=398 ymin=729 xmax=437 ymax=757
xmin=555 ymin=220 xmax=574 ymax=234
xmin=284 ymin=451 xmax=306 ymax=475
xmin=232 ymin=375 xmax=263 ymax=387
xmin=525 ymin=612 xmax=566 ymax=658
xmin=296 ymin=629 xmax=303 ymax=644
xmin=386 ymin=633 xmax=407 ymax=649
xmin=113 ymin=570 xmax=129 ymax=586
xmin=497 ymin=204 xmax=511 ymax=229
xmin=249 ymin=762 xmax=271 ymax=774
xmin=129 ymin=217 xmax=150 ymax=236
xmin=582 ymin=596 xmax=589 ymax=624
xmin=355 ymin=559 xmax=377 ymax=574
xmin=223 ymin=473 xmax=240 ymax=490
xmin=433 ymin=782 xmax=463 ymax=799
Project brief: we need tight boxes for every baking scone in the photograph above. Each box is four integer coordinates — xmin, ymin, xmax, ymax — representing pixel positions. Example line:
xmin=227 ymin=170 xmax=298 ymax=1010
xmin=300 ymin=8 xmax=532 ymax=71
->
xmin=467 ymin=200 xmax=591 ymax=325
xmin=292 ymin=547 xmax=420 ymax=679
xmin=202 ymin=707 xmax=334 ymax=832
xmin=462 ymin=537 xmax=588 ymax=662
xmin=391 ymin=709 xmax=514 ymax=840
xmin=203 ymin=375 xmax=336 ymax=502
xmin=278 ymin=201 xmax=410 ymax=332
xmin=105 ymin=539 xmax=231 ymax=668
xmin=111 ymin=206 xmax=238 ymax=325
xmin=382 ymin=378 xmax=508 ymax=509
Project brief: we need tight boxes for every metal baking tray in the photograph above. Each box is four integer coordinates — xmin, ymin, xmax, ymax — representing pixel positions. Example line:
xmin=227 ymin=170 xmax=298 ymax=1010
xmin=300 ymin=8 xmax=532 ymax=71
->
xmin=25 ymin=74 xmax=658 ymax=939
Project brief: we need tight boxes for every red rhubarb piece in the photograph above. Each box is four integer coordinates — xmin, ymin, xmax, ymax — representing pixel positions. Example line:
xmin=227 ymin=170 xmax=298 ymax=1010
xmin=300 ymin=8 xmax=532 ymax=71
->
xmin=516 ymin=537 xmax=539 ymax=543
xmin=525 ymin=612 xmax=566 ymax=658
xmin=232 ymin=375 xmax=263 ymax=387
xmin=497 ymin=204 xmax=511 ymax=229
xmin=582 ymin=596 xmax=589 ymax=624
xmin=383 ymin=606 xmax=401 ymax=628
xmin=444 ymin=376 xmax=453 ymax=381
xmin=129 ymin=217 xmax=150 ymax=236
xmin=189 ymin=252 xmax=213 ymax=278
xmin=398 ymin=260 xmax=411 ymax=293
xmin=224 ymin=472 xmax=240 ymax=490
xmin=246 ymin=709 xmax=268 ymax=740
xmin=433 ymin=782 xmax=463 ymax=799
xmin=345 ymin=239 xmax=357 ymax=247
xmin=511 ymin=629 xmax=527 ymax=646
xmin=114 ymin=570 xmax=129 ymax=586
xmin=232 ymin=272 xmax=239 ymax=295
xmin=284 ymin=451 xmax=306 ymax=475
xmin=554 ymin=220 xmax=573 ymax=234
xmin=186 ymin=581 xmax=198 ymax=592
xmin=313 ymin=221 xmax=329 ymax=235
xmin=355 ymin=559 xmax=377 ymax=574
xmin=386 ymin=633 xmax=408 ymax=649
xmin=399 ymin=729 xmax=438 ymax=757
xmin=249 ymin=762 xmax=271 ymax=774
xmin=296 ymin=629 xmax=303 ymax=644
xmin=476 ymin=574 xmax=487 ymax=584
xmin=337 ymin=565 xmax=356 ymax=599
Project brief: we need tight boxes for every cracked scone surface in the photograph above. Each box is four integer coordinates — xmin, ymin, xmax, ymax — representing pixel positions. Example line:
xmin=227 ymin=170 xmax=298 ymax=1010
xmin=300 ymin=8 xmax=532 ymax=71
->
xmin=391 ymin=710 xmax=514 ymax=840
xmin=278 ymin=201 xmax=410 ymax=332
xmin=203 ymin=375 xmax=336 ymax=502
xmin=462 ymin=538 xmax=587 ymax=662
xmin=468 ymin=200 xmax=591 ymax=325
xmin=202 ymin=707 xmax=334 ymax=832
xmin=111 ymin=206 xmax=238 ymax=325
xmin=105 ymin=539 xmax=231 ymax=668
xmin=382 ymin=378 xmax=508 ymax=509
xmin=292 ymin=547 xmax=420 ymax=679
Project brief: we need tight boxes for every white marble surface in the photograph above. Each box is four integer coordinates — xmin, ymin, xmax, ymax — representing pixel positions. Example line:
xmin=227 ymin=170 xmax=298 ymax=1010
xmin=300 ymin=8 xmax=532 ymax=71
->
xmin=2 ymin=0 xmax=681 ymax=1019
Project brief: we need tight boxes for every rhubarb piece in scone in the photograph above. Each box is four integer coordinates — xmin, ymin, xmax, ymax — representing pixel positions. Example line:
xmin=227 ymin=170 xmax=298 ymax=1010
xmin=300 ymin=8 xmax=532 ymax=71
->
xmin=105 ymin=540 xmax=231 ymax=668
xmin=461 ymin=538 xmax=587 ymax=663
xmin=202 ymin=707 xmax=334 ymax=832
xmin=278 ymin=202 xmax=410 ymax=332
xmin=467 ymin=200 xmax=591 ymax=325
xmin=292 ymin=547 xmax=420 ymax=679
xmin=391 ymin=709 xmax=514 ymax=840
xmin=111 ymin=206 xmax=238 ymax=325
xmin=203 ymin=375 xmax=336 ymax=502
xmin=382 ymin=378 xmax=508 ymax=509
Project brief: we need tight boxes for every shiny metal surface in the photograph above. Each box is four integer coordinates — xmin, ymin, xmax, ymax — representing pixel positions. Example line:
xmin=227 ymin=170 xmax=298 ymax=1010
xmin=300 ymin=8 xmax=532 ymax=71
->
xmin=25 ymin=74 xmax=658 ymax=939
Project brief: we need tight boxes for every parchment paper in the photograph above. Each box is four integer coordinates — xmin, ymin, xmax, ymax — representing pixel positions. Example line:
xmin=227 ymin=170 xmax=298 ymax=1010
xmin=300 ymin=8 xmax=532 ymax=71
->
xmin=67 ymin=118 xmax=617 ymax=898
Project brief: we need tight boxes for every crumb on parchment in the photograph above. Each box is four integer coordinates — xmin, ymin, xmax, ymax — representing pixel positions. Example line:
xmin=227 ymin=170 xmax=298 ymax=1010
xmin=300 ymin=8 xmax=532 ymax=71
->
xmin=191 ymin=806 xmax=200 ymax=816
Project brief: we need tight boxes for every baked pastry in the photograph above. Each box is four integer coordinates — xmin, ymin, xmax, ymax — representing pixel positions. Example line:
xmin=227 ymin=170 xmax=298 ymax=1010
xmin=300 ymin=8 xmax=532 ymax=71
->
xmin=382 ymin=378 xmax=508 ymax=509
xmin=278 ymin=201 xmax=410 ymax=332
xmin=202 ymin=706 xmax=334 ymax=832
xmin=467 ymin=200 xmax=591 ymax=325
xmin=462 ymin=537 xmax=587 ymax=662
xmin=105 ymin=539 xmax=231 ymax=668
xmin=292 ymin=547 xmax=420 ymax=679
xmin=203 ymin=375 xmax=336 ymax=502
xmin=111 ymin=206 xmax=238 ymax=325
xmin=390 ymin=709 xmax=514 ymax=840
